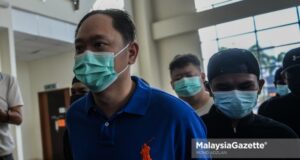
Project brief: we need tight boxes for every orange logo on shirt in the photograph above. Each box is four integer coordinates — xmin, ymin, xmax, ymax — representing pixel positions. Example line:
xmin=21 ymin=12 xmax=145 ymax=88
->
xmin=140 ymin=143 xmax=152 ymax=160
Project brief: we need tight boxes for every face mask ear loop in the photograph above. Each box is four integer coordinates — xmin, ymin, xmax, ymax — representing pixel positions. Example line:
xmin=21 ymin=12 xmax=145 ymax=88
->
xmin=117 ymin=65 xmax=129 ymax=76
xmin=114 ymin=43 xmax=130 ymax=57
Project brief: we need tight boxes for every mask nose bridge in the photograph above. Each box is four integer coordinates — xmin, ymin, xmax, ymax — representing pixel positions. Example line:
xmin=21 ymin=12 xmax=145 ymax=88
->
xmin=232 ymin=90 xmax=243 ymax=102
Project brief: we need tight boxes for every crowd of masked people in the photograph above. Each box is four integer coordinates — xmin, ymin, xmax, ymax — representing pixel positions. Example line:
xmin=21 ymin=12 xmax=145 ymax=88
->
xmin=2 ymin=8 xmax=300 ymax=160
xmin=63 ymin=9 xmax=300 ymax=160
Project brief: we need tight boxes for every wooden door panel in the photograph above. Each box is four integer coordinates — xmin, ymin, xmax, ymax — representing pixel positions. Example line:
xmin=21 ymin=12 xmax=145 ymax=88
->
xmin=38 ymin=88 xmax=70 ymax=160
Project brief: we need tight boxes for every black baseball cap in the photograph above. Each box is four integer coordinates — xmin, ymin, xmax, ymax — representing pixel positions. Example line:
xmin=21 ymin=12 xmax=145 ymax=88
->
xmin=207 ymin=48 xmax=260 ymax=82
xmin=282 ymin=47 xmax=300 ymax=73
xmin=274 ymin=67 xmax=284 ymax=83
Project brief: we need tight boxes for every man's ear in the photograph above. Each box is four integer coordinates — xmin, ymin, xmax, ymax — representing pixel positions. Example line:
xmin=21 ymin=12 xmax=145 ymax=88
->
xmin=170 ymin=80 xmax=175 ymax=89
xmin=258 ymin=79 xmax=265 ymax=95
xmin=205 ymin=81 xmax=213 ymax=97
xmin=128 ymin=42 xmax=139 ymax=65
xmin=200 ymin=72 xmax=206 ymax=82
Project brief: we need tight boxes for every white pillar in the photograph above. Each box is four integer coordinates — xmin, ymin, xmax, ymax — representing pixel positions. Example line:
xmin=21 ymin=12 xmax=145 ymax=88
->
xmin=132 ymin=0 xmax=161 ymax=88
xmin=0 ymin=4 xmax=24 ymax=160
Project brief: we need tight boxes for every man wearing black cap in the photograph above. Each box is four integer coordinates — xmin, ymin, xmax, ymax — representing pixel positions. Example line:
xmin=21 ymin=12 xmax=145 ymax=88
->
xmin=259 ymin=47 xmax=300 ymax=137
xmin=258 ymin=67 xmax=289 ymax=114
xmin=202 ymin=48 xmax=297 ymax=138
xmin=273 ymin=67 xmax=290 ymax=97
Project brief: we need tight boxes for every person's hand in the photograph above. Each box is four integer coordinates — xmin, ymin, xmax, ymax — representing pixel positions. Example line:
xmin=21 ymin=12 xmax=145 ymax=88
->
xmin=0 ymin=108 xmax=8 ymax=122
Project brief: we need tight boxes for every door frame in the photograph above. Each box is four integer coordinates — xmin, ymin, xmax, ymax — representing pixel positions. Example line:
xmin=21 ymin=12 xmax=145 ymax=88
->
xmin=38 ymin=88 xmax=70 ymax=160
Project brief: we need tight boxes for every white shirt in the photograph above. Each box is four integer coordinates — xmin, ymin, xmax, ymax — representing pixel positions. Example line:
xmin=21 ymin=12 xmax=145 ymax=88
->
xmin=0 ymin=73 xmax=24 ymax=156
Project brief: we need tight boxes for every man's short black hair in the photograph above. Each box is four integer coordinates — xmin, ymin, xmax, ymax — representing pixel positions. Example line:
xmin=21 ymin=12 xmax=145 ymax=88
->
xmin=75 ymin=9 xmax=136 ymax=44
xmin=169 ymin=54 xmax=201 ymax=73
xmin=72 ymin=76 xmax=80 ymax=85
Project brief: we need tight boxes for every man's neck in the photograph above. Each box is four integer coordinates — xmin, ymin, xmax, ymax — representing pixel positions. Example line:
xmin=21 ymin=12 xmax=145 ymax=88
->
xmin=185 ymin=91 xmax=211 ymax=110
xmin=291 ymin=92 xmax=300 ymax=97
xmin=92 ymin=76 xmax=136 ymax=118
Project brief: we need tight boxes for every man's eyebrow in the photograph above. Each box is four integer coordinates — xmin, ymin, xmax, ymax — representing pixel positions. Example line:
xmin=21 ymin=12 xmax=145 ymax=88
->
xmin=90 ymin=34 xmax=109 ymax=41
xmin=214 ymin=82 xmax=233 ymax=88
xmin=239 ymin=80 xmax=255 ymax=85
xmin=75 ymin=34 xmax=109 ymax=43
xmin=214 ymin=81 xmax=230 ymax=85
xmin=75 ymin=38 xmax=83 ymax=44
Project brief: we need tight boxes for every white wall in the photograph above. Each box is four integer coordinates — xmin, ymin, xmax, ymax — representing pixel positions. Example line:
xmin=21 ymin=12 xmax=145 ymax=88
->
xmin=152 ymin=0 xmax=196 ymax=21
xmin=11 ymin=0 xmax=97 ymax=24
xmin=132 ymin=0 xmax=161 ymax=87
xmin=0 ymin=7 xmax=10 ymax=28
xmin=16 ymin=61 xmax=37 ymax=160
xmin=28 ymin=51 xmax=74 ymax=160
xmin=16 ymin=52 xmax=74 ymax=160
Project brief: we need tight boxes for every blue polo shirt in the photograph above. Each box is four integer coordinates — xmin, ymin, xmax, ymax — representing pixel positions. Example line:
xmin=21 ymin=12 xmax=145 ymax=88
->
xmin=67 ymin=76 xmax=209 ymax=160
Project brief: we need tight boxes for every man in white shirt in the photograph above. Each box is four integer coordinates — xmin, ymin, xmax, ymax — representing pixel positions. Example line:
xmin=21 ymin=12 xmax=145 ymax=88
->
xmin=0 ymin=73 xmax=23 ymax=160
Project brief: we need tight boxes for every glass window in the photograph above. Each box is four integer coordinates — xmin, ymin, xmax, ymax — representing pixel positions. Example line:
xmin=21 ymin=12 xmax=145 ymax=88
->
xmin=198 ymin=26 xmax=217 ymax=41
xmin=198 ymin=6 xmax=300 ymax=102
xmin=259 ymin=43 xmax=300 ymax=98
xmin=218 ymin=33 xmax=256 ymax=49
xmin=92 ymin=0 xmax=124 ymax=10
xmin=255 ymin=7 xmax=298 ymax=30
xmin=194 ymin=0 xmax=243 ymax=12
xmin=257 ymin=24 xmax=300 ymax=48
xmin=216 ymin=17 xmax=254 ymax=38
xmin=200 ymin=40 xmax=218 ymax=73
xmin=261 ymin=43 xmax=300 ymax=67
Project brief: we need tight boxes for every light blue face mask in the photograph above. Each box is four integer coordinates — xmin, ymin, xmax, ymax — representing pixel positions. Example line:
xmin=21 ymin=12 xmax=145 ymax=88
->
xmin=276 ymin=85 xmax=290 ymax=96
xmin=174 ymin=76 xmax=202 ymax=97
xmin=73 ymin=44 xmax=129 ymax=92
xmin=213 ymin=90 xmax=258 ymax=119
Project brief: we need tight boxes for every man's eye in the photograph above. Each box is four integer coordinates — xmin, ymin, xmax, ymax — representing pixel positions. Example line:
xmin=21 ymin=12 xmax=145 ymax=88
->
xmin=94 ymin=42 xmax=105 ymax=49
xmin=75 ymin=45 xmax=84 ymax=54
xmin=239 ymin=84 xmax=255 ymax=90
xmin=215 ymin=85 xmax=233 ymax=91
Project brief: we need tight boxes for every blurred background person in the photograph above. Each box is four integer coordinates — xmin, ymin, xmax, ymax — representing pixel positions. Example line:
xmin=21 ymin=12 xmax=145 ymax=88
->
xmin=169 ymin=54 xmax=213 ymax=116
xmin=259 ymin=47 xmax=300 ymax=137
xmin=63 ymin=77 xmax=89 ymax=160
xmin=273 ymin=67 xmax=290 ymax=97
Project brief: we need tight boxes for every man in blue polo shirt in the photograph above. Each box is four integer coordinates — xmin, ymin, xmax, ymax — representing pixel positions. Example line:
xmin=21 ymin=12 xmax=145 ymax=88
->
xmin=67 ymin=9 xmax=209 ymax=160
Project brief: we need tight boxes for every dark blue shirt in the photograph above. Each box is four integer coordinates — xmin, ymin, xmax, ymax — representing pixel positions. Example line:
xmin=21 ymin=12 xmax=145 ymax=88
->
xmin=67 ymin=76 xmax=208 ymax=160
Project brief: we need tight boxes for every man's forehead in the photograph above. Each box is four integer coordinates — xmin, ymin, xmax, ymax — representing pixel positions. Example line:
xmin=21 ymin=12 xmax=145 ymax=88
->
xmin=212 ymin=73 xmax=257 ymax=83
xmin=81 ymin=14 xmax=112 ymax=26
xmin=171 ymin=64 xmax=200 ymax=75
xmin=76 ymin=14 xmax=114 ymax=38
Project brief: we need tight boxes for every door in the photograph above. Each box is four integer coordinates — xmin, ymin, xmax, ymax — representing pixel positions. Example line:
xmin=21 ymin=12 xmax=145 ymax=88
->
xmin=38 ymin=88 xmax=70 ymax=160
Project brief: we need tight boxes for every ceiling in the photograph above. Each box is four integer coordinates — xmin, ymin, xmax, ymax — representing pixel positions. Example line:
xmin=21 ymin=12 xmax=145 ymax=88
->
xmin=14 ymin=31 xmax=74 ymax=61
